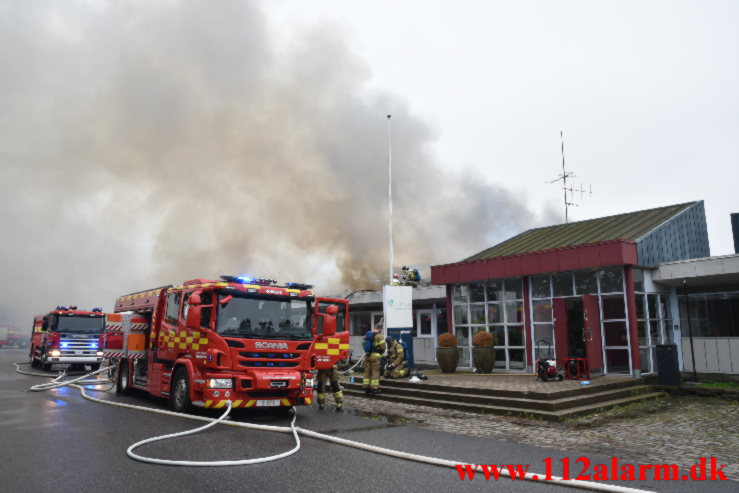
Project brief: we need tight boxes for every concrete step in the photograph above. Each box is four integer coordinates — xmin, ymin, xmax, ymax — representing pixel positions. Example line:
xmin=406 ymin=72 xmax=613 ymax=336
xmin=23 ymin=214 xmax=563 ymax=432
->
xmin=342 ymin=386 xmax=667 ymax=421
xmin=342 ymin=382 xmax=655 ymax=412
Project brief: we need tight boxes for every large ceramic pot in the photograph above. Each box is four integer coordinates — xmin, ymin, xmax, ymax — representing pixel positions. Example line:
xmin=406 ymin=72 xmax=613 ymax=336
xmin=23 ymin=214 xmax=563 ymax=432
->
xmin=472 ymin=346 xmax=496 ymax=373
xmin=435 ymin=347 xmax=459 ymax=373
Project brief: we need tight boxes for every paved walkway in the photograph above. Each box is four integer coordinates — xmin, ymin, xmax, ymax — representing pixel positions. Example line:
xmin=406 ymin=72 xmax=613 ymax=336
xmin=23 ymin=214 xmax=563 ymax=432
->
xmin=406 ymin=370 xmax=632 ymax=393
xmin=330 ymin=374 xmax=739 ymax=481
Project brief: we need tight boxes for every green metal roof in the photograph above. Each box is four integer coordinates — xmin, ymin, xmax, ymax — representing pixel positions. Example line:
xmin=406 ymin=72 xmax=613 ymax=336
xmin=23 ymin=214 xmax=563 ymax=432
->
xmin=465 ymin=202 xmax=698 ymax=261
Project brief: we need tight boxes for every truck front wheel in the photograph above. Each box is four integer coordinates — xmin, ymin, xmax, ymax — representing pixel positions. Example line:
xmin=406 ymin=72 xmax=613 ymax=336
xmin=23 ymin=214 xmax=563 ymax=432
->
xmin=170 ymin=368 xmax=193 ymax=414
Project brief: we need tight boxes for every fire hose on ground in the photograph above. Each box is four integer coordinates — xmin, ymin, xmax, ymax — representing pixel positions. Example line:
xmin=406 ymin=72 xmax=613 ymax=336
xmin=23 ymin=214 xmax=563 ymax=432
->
xmin=14 ymin=362 xmax=654 ymax=493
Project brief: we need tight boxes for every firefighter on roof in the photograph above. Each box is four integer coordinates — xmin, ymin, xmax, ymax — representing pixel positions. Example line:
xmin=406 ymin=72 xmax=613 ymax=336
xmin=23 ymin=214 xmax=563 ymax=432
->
xmin=363 ymin=321 xmax=386 ymax=396
xmin=316 ymin=364 xmax=343 ymax=411
xmin=384 ymin=336 xmax=410 ymax=379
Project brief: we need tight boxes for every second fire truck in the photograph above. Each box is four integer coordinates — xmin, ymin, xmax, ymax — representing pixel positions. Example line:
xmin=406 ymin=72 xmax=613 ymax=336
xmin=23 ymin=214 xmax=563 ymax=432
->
xmin=29 ymin=307 xmax=106 ymax=371
xmin=106 ymin=275 xmax=349 ymax=413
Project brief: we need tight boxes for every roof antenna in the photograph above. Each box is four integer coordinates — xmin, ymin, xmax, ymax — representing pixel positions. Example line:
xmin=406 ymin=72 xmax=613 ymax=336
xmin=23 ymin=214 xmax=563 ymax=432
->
xmin=547 ymin=131 xmax=592 ymax=223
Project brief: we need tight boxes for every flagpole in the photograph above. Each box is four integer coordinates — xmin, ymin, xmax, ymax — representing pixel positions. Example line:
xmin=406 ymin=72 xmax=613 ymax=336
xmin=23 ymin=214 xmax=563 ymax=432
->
xmin=387 ymin=114 xmax=394 ymax=288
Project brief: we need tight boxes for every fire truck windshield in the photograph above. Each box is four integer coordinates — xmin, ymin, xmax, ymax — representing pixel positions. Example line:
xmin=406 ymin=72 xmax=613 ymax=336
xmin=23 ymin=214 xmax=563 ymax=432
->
xmin=54 ymin=315 xmax=105 ymax=334
xmin=216 ymin=293 xmax=312 ymax=340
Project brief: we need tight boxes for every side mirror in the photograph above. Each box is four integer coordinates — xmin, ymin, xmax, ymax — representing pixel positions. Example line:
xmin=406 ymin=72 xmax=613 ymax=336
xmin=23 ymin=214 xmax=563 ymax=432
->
xmin=186 ymin=305 xmax=201 ymax=330
xmin=186 ymin=293 xmax=202 ymax=330
xmin=321 ymin=305 xmax=339 ymax=337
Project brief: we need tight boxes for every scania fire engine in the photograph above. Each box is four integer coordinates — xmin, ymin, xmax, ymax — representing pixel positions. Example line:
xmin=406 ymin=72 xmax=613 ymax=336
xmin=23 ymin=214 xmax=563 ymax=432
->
xmin=29 ymin=307 xmax=106 ymax=371
xmin=106 ymin=275 xmax=349 ymax=413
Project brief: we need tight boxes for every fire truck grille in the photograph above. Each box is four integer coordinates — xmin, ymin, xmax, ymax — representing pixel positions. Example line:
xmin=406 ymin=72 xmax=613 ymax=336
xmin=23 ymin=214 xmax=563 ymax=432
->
xmin=239 ymin=352 xmax=299 ymax=359
xmin=59 ymin=338 xmax=100 ymax=355
xmin=239 ymin=361 xmax=298 ymax=368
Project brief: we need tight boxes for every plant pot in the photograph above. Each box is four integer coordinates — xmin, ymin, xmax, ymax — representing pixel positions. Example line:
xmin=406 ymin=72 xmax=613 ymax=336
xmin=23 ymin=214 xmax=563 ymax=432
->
xmin=436 ymin=347 xmax=459 ymax=373
xmin=472 ymin=346 xmax=496 ymax=374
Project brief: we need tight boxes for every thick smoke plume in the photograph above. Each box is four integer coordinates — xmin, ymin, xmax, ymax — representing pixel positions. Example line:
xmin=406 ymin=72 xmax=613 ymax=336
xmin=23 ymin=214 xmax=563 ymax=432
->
xmin=0 ymin=1 xmax=556 ymax=326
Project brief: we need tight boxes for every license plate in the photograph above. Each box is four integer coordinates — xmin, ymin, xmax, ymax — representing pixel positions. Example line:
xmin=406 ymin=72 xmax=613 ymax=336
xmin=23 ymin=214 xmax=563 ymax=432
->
xmin=256 ymin=399 xmax=280 ymax=407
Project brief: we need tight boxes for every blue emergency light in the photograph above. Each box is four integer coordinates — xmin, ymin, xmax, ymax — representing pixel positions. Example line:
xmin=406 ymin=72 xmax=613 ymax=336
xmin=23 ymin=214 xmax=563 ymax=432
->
xmin=221 ymin=275 xmax=277 ymax=286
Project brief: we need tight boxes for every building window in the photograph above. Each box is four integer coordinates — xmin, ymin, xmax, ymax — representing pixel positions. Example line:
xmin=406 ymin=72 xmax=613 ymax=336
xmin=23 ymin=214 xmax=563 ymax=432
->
xmin=452 ymin=277 xmax=525 ymax=370
xmin=679 ymin=292 xmax=739 ymax=337
xmin=350 ymin=312 xmax=371 ymax=336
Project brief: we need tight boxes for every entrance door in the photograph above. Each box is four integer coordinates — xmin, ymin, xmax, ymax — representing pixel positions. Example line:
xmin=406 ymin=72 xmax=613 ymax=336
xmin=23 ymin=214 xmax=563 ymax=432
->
xmin=582 ymin=294 xmax=603 ymax=373
xmin=566 ymin=298 xmax=586 ymax=359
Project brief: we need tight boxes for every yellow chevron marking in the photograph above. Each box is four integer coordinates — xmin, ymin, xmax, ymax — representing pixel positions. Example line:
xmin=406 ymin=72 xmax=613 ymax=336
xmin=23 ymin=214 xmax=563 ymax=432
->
xmin=280 ymin=399 xmax=291 ymax=406
xmin=205 ymin=400 xmax=212 ymax=408
xmin=215 ymin=400 xmax=226 ymax=409
xmin=304 ymin=398 xmax=312 ymax=405
xmin=233 ymin=400 xmax=243 ymax=408
xmin=245 ymin=400 xmax=256 ymax=408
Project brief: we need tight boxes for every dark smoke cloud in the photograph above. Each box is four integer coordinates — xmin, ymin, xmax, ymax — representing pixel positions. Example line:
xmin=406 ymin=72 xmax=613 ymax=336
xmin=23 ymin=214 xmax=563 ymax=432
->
xmin=0 ymin=0 xmax=557 ymax=326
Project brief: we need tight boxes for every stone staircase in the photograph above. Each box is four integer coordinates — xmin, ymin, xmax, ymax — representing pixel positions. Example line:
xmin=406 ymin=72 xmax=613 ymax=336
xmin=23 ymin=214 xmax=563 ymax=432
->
xmin=341 ymin=377 xmax=666 ymax=421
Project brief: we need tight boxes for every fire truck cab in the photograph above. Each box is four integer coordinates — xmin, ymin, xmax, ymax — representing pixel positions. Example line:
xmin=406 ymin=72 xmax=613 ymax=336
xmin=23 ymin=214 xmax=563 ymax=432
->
xmin=108 ymin=276 xmax=349 ymax=413
xmin=29 ymin=307 xmax=106 ymax=371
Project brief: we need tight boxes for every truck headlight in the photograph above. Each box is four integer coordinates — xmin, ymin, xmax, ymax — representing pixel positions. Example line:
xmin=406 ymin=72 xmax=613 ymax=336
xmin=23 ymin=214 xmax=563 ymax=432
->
xmin=49 ymin=349 xmax=61 ymax=357
xmin=206 ymin=378 xmax=233 ymax=389
xmin=305 ymin=378 xmax=314 ymax=388
xmin=96 ymin=351 xmax=104 ymax=356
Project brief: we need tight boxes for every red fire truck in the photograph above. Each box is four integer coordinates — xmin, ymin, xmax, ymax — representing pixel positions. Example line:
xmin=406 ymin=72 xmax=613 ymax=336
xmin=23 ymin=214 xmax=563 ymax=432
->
xmin=106 ymin=275 xmax=349 ymax=413
xmin=29 ymin=307 xmax=106 ymax=371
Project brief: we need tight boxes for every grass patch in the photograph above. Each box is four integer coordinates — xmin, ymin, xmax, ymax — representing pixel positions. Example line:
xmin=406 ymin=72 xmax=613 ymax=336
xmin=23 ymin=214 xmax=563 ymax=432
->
xmin=685 ymin=380 xmax=739 ymax=389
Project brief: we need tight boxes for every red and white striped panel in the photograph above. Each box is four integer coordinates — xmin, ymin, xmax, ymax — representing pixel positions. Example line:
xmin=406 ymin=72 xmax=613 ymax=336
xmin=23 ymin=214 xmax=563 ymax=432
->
xmin=103 ymin=351 xmax=126 ymax=358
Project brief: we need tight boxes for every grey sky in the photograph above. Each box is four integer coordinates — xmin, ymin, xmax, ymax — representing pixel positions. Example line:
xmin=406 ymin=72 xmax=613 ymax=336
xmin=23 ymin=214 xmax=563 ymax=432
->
xmin=271 ymin=0 xmax=739 ymax=250
xmin=0 ymin=1 xmax=737 ymax=325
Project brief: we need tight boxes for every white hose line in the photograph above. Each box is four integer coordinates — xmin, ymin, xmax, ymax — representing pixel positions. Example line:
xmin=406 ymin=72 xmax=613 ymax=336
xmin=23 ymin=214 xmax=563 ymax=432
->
xmin=340 ymin=353 xmax=365 ymax=375
xmin=126 ymin=401 xmax=302 ymax=467
xmin=15 ymin=362 xmax=653 ymax=493
xmin=24 ymin=365 xmax=113 ymax=391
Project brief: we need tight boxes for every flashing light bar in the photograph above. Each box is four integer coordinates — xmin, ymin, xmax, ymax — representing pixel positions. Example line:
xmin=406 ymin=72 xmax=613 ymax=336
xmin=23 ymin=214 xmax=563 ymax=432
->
xmin=286 ymin=282 xmax=313 ymax=290
xmin=56 ymin=306 xmax=69 ymax=311
xmin=92 ymin=308 xmax=103 ymax=312
xmin=220 ymin=275 xmax=277 ymax=286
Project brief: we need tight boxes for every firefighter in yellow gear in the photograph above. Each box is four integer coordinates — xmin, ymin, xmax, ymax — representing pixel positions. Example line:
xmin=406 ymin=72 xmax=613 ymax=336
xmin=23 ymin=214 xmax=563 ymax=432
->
xmin=384 ymin=337 xmax=410 ymax=378
xmin=363 ymin=322 xmax=386 ymax=396
xmin=316 ymin=364 xmax=343 ymax=411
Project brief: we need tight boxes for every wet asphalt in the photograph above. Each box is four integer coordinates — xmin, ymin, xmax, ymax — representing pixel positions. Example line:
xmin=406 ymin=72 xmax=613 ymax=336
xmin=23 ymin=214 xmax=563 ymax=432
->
xmin=0 ymin=349 xmax=733 ymax=493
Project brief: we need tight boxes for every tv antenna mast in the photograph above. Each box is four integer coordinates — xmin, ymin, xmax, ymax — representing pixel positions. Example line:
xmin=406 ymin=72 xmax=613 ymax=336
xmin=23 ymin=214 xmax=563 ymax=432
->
xmin=547 ymin=131 xmax=592 ymax=223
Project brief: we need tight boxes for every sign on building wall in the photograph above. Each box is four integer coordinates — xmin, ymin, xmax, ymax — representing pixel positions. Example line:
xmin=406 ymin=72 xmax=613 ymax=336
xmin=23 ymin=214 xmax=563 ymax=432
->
xmin=383 ymin=285 xmax=413 ymax=329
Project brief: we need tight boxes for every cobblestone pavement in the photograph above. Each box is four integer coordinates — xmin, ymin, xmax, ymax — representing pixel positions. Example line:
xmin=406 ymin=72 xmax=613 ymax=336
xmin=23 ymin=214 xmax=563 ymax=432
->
xmin=325 ymin=393 xmax=739 ymax=481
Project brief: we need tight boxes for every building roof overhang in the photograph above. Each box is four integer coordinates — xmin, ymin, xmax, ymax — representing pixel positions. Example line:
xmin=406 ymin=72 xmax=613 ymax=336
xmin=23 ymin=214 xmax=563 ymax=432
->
xmin=431 ymin=239 xmax=638 ymax=285
xmin=652 ymin=254 xmax=739 ymax=288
